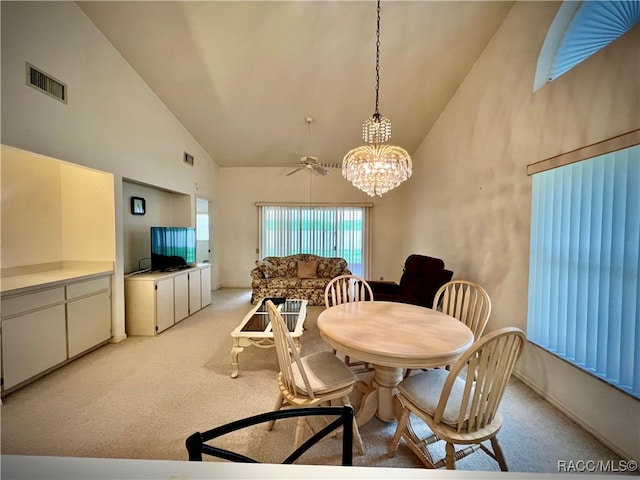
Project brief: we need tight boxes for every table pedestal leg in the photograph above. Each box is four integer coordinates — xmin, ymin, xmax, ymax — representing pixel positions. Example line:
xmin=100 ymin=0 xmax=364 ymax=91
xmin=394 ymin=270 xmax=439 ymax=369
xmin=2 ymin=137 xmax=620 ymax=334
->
xmin=373 ymin=365 xmax=404 ymax=422
xmin=354 ymin=381 xmax=377 ymax=426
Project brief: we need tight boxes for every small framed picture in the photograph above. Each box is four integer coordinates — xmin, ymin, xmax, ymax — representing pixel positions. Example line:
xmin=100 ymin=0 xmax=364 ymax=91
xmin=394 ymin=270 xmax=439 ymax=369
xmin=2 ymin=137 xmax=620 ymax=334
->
xmin=131 ymin=196 xmax=146 ymax=215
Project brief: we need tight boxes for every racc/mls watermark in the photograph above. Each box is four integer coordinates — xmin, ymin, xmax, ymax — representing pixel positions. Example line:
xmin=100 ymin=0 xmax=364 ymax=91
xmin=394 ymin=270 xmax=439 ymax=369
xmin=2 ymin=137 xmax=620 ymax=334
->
xmin=558 ymin=459 xmax=638 ymax=473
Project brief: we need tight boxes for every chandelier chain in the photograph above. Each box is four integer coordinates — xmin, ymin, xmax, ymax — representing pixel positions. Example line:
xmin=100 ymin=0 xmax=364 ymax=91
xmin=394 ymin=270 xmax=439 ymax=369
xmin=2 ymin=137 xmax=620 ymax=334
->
xmin=342 ymin=0 xmax=412 ymax=197
xmin=374 ymin=0 xmax=381 ymax=119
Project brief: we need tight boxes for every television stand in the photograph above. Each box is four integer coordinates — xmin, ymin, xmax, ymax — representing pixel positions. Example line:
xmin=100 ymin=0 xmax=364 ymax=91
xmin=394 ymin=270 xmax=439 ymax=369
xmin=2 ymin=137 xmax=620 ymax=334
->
xmin=162 ymin=265 xmax=191 ymax=273
xmin=124 ymin=264 xmax=212 ymax=336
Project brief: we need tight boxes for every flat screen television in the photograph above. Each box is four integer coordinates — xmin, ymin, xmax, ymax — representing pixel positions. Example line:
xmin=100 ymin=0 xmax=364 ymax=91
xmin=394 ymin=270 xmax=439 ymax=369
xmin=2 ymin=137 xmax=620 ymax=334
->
xmin=150 ymin=226 xmax=196 ymax=271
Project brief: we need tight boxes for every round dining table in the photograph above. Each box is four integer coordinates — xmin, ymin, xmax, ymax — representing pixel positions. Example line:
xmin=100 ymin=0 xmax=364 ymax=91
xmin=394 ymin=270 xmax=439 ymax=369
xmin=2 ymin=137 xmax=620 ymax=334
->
xmin=317 ymin=301 xmax=473 ymax=425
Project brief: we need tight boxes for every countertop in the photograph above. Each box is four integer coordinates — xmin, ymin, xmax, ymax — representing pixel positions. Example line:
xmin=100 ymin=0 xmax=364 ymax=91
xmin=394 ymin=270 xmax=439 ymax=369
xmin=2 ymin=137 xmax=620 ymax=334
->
xmin=1 ymin=263 xmax=114 ymax=296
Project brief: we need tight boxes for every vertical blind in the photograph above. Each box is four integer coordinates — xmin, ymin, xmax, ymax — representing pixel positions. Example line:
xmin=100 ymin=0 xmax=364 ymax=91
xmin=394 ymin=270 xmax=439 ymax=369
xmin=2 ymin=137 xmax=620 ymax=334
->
xmin=528 ymin=145 xmax=639 ymax=398
xmin=259 ymin=205 xmax=369 ymax=277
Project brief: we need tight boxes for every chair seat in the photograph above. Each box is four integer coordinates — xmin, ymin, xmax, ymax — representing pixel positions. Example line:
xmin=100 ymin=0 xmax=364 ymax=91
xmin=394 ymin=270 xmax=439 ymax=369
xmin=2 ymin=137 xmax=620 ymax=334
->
xmin=293 ymin=351 xmax=358 ymax=395
xmin=389 ymin=327 xmax=525 ymax=471
xmin=266 ymin=299 xmax=364 ymax=455
xmin=430 ymin=411 xmax=504 ymax=444
xmin=398 ymin=368 xmax=473 ymax=428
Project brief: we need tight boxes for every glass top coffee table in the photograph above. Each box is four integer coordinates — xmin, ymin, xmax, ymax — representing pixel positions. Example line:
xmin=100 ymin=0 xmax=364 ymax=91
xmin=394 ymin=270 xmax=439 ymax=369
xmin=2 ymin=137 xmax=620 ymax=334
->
xmin=230 ymin=298 xmax=308 ymax=378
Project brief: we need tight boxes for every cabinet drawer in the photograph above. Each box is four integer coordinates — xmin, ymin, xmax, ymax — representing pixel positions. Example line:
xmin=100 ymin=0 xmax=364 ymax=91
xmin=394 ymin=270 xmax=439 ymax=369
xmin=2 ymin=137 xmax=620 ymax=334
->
xmin=66 ymin=276 xmax=110 ymax=299
xmin=1 ymin=287 xmax=65 ymax=318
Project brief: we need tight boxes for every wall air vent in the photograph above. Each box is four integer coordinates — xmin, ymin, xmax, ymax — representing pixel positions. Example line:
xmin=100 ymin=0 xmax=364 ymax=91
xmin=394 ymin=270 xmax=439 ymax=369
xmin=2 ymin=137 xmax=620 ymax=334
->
xmin=26 ymin=62 xmax=67 ymax=104
xmin=184 ymin=152 xmax=194 ymax=167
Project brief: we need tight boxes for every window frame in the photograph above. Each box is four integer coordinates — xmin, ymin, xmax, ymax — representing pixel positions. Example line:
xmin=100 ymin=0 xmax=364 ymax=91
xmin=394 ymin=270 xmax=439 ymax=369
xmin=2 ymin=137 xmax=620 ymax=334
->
xmin=256 ymin=202 xmax=372 ymax=278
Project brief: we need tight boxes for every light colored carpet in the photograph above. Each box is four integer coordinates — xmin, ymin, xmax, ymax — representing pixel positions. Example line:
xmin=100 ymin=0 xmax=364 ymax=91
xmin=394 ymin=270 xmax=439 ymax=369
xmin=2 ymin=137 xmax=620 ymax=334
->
xmin=0 ymin=289 xmax=625 ymax=472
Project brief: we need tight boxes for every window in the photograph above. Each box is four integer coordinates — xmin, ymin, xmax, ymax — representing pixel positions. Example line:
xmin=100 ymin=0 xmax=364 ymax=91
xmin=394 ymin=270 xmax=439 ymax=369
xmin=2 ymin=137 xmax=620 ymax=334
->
xmin=527 ymin=140 xmax=639 ymax=398
xmin=534 ymin=0 xmax=640 ymax=91
xmin=258 ymin=205 xmax=371 ymax=277
xmin=196 ymin=198 xmax=209 ymax=242
xmin=196 ymin=197 xmax=210 ymax=264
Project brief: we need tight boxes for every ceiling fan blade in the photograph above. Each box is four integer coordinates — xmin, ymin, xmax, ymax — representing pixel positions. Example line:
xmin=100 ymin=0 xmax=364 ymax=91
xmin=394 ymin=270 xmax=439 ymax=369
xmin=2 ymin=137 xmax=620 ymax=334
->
xmin=319 ymin=162 xmax=341 ymax=169
xmin=312 ymin=166 xmax=330 ymax=176
xmin=285 ymin=166 xmax=305 ymax=176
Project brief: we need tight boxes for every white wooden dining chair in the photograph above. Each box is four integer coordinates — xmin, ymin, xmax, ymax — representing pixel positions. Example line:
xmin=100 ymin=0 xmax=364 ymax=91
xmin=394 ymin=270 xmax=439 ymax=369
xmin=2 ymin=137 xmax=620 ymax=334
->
xmin=434 ymin=280 xmax=492 ymax=340
xmin=265 ymin=300 xmax=364 ymax=455
xmin=324 ymin=274 xmax=374 ymax=306
xmin=324 ymin=275 xmax=374 ymax=372
xmin=405 ymin=279 xmax=492 ymax=378
xmin=388 ymin=327 xmax=526 ymax=470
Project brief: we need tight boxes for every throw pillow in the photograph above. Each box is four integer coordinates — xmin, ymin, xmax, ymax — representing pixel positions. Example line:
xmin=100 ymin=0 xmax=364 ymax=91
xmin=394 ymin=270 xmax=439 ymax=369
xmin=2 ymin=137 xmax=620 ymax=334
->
xmin=297 ymin=259 xmax=318 ymax=279
xmin=256 ymin=260 xmax=275 ymax=278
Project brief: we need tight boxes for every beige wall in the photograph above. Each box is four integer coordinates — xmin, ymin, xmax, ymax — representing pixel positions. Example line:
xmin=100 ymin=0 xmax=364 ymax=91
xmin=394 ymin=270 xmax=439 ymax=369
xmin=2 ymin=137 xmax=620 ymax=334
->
xmin=60 ymin=163 xmax=116 ymax=264
xmin=219 ymin=166 xmax=411 ymax=288
xmin=1 ymin=146 xmax=64 ymax=269
xmin=402 ymin=2 xmax=639 ymax=460
xmin=122 ymin=181 xmax=193 ymax=274
xmin=1 ymin=2 xmax=221 ymax=338
xmin=1 ymin=146 xmax=116 ymax=271
xmin=2 ymin=0 xmax=637 ymax=462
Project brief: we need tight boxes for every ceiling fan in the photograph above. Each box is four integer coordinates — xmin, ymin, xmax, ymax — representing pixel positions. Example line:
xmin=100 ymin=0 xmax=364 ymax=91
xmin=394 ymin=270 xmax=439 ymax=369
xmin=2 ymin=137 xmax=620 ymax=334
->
xmin=285 ymin=117 xmax=340 ymax=177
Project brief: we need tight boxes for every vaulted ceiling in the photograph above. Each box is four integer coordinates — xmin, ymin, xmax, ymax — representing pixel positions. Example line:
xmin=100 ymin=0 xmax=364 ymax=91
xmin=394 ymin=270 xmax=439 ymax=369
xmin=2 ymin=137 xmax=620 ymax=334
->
xmin=77 ymin=1 xmax=514 ymax=169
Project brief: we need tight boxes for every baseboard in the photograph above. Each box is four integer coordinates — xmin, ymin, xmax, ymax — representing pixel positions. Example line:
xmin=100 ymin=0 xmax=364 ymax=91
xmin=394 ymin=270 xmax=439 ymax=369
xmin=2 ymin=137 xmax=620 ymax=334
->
xmin=512 ymin=371 xmax=636 ymax=462
xmin=110 ymin=333 xmax=127 ymax=343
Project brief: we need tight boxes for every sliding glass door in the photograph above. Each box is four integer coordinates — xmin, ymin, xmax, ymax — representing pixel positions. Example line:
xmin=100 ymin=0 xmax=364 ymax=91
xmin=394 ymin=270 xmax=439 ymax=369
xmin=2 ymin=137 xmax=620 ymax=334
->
xmin=258 ymin=205 xmax=370 ymax=277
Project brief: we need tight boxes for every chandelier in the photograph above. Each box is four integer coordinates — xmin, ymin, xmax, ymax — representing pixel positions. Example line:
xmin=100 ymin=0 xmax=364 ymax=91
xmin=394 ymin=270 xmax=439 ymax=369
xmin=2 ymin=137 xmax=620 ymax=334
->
xmin=342 ymin=0 xmax=412 ymax=197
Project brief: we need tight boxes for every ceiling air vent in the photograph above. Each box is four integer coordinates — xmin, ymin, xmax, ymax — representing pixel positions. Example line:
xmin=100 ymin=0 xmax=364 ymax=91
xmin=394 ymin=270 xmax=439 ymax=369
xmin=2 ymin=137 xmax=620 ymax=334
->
xmin=26 ymin=62 xmax=67 ymax=104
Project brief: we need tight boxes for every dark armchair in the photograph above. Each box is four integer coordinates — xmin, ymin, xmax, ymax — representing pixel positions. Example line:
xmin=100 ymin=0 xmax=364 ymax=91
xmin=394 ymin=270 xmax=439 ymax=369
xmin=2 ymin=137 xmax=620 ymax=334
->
xmin=368 ymin=254 xmax=453 ymax=308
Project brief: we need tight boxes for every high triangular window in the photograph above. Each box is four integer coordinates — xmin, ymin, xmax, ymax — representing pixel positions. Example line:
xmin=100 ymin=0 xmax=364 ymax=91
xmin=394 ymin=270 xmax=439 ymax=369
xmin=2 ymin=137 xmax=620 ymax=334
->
xmin=534 ymin=1 xmax=640 ymax=91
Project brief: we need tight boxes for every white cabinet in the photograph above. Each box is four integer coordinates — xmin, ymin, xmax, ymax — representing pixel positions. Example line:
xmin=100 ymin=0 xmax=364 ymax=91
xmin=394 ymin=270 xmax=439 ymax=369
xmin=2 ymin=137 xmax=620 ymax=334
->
xmin=66 ymin=276 xmax=112 ymax=357
xmin=173 ymin=273 xmax=189 ymax=323
xmin=200 ymin=264 xmax=211 ymax=308
xmin=1 ymin=272 xmax=113 ymax=393
xmin=155 ymin=277 xmax=175 ymax=334
xmin=2 ymin=304 xmax=67 ymax=390
xmin=188 ymin=269 xmax=202 ymax=315
xmin=124 ymin=275 xmax=174 ymax=336
xmin=124 ymin=264 xmax=210 ymax=336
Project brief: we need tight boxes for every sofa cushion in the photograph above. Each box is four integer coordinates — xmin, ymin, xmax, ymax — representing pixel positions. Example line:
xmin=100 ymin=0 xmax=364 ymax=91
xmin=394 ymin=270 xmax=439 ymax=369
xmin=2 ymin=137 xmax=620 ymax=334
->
xmin=330 ymin=261 xmax=347 ymax=278
xmin=297 ymin=259 xmax=318 ymax=279
xmin=266 ymin=277 xmax=300 ymax=289
xmin=299 ymin=278 xmax=329 ymax=289
xmin=255 ymin=260 xmax=276 ymax=278
xmin=316 ymin=257 xmax=347 ymax=278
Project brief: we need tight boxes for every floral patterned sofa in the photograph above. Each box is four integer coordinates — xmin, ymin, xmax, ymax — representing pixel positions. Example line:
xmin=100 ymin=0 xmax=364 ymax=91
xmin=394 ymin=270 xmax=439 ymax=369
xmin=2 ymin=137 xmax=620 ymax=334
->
xmin=250 ymin=253 xmax=351 ymax=305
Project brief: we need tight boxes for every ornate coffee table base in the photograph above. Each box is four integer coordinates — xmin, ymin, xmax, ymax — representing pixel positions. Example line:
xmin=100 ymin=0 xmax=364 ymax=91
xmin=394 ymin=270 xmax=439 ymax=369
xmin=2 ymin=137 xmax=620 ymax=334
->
xmin=230 ymin=336 xmax=301 ymax=379
xmin=230 ymin=298 xmax=307 ymax=378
